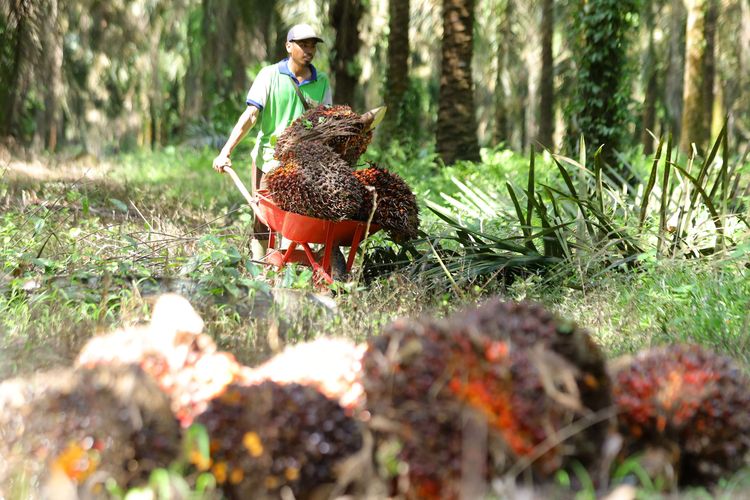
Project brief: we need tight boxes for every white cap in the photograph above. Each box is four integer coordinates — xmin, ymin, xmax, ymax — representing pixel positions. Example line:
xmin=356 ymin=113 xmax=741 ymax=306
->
xmin=287 ymin=23 xmax=324 ymax=43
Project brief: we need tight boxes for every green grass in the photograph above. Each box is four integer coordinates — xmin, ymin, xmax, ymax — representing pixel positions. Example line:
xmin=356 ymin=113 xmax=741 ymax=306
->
xmin=1 ymin=142 xmax=749 ymax=497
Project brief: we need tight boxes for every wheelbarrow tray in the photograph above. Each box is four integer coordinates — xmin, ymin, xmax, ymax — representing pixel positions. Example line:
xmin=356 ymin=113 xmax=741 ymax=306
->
xmin=256 ymin=190 xmax=380 ymax=246
xmin=255 ymin=189 xmax=380 ymax=283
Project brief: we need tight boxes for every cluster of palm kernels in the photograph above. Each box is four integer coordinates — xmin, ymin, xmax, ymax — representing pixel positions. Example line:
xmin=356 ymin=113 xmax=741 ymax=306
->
xmin=612 ymin=344 xmax=750 ymax=485
xmin=363 ymin=318 xmax=464 ymax=499
xmin=445 ymin=298 xmax=613 ymax=464
xmin=76 ymin=294 xmax=250 ymax=428
xmin=354 ymin=165 xmax=420 ymax=242
xmin=362 ymin=300 xmax=611 ymax=498
xmin=274 ymin=105 xmax=373 ymax=167
xmin=266 ymin=141 xmax=367 ymax=221
xmin=0 ymin=365 xmax=180 ymax=496
xmin=194 ymin=382 xmax=363 ymax=499
xmin=268 ymin=105 xmax=421 ymax=242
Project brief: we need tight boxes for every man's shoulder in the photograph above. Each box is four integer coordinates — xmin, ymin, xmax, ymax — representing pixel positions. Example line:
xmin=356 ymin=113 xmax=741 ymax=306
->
xmin=257 ymin=63 xmax=281 ymax=78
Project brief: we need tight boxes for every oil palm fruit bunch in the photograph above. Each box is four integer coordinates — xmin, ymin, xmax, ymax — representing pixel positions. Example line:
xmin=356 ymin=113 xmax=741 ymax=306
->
xmin=0 ymin=365 xmax=180 ymax=497
xmin=362 ymin=300 xmax=612 ymax=498
xmin=244 ymin=337 xmax=367 ymax=412
xmin=354 ymin=164 xmax=420 ymax=242
xmin=274 ymin=105 xmax=373 ymax=167
xmin=194 ymin=381 xmax=363 ymax=499
xmin=612 ymin=344 xmax=750 ymax=485
xmin=266 ymin=141 xmax=367 ymax=221
xmin=444 ymin=299 xmax=613 ymax=467
xmin=362 ymin=317 xmax=467 ymax=499
xmin=77 ymin=294 xmax=250 ymax=427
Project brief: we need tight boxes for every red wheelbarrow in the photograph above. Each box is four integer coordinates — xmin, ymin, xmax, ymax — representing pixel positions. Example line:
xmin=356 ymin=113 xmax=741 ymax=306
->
xmin=224 ymin=166 xmax=380 ymax=283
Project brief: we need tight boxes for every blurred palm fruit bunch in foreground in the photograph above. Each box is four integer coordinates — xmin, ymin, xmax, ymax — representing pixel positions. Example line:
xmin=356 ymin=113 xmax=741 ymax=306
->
xmin=274 ymin=104 xmax=373 ymax=167
xmin=76 ymin=294 xmax=252 ymax=427
xmin=266 ymin=141 xmax=367 ymax=221
xmin=193 ymin=381 xmax=363 ymax=499
xmin=354 ymin=165 xmax=420 ymax=242
xmin=0 ymin=365 xmax=180 ymax=497
xmin=244 ymin=337 xmax=367 ymax=412
xmin=612 ymin=344 xmax=750 ymax=485
xmin=361 ymin=299 xmax=612 ymax=499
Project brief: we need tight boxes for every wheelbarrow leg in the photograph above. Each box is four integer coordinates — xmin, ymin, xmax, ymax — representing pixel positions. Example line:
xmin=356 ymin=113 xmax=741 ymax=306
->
xmin=321 ymin=221 xmax=336 ymax=277
xmin=281 ymin=241 xmax=298 ymax=265
xmin=300 ymin=242 xmax=333 ymax=284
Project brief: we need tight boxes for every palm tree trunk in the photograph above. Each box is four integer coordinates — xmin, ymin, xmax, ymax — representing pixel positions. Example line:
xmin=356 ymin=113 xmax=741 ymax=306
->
xmin=331 ymin=0 xmax=364 ymax=107
xmin=537 ymin=0 xmax=554 ymax=148
xmin=641 ymin=1 xmax=658 ymax=155
xmin=680 ymin=0 xmax=718 ymax=153
xmin=382 ymin=0 xmax=410 ymax=141
xmin=437 ymin=0 xmax=480 ymax=164
xmin=44 ymin=0 xmax=64 ymax=152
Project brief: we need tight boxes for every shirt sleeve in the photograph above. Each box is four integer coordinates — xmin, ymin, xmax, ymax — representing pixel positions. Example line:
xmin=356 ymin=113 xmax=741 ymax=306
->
xmin=246 ymin=66 xmax=275 ymax=110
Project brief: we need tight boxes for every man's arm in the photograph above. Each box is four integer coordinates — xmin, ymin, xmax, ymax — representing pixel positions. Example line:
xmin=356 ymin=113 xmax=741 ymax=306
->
xmin=212 ymin=105 xmax=260 ymax=173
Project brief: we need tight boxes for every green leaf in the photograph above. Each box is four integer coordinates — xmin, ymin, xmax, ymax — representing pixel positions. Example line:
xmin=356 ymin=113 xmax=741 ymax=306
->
xmin=639 ymin=139 xmax=663 ymax=229
xmin=110 ymin=198 xmax=129 ymax=213
xmin=184 ymin=423 xmax=210 ymax=465
xmin=149 ymin=469 xmax=172 ymax=500
xmin=526 ymin=146 xmax=536 ymax=230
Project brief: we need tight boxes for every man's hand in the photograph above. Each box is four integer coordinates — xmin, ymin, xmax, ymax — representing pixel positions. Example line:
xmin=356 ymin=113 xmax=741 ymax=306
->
xmin=212 ymin=154 xmax=232 ymax=173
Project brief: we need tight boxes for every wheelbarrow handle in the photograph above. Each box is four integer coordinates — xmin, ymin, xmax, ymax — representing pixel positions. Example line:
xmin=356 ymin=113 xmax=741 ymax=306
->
xmin=223 ymin=166 xmax=269 ymax=227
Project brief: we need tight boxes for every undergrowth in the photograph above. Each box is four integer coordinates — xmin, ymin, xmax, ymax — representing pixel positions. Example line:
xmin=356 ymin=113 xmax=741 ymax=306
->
xmin=1 ymin=137 xmax=749 ymax=496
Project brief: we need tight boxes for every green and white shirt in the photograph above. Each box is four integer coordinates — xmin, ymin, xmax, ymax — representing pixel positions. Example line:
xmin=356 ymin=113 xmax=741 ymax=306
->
xmin=246 ymin=58 xmax=332 ymax=173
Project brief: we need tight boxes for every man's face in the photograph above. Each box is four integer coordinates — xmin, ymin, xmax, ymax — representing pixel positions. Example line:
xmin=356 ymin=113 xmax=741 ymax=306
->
xmin=286 ymin=39 xmax=318 ymax=65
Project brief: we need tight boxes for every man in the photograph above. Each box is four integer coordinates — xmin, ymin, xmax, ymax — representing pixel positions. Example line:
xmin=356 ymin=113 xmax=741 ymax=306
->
xmin=212 ymin=23 xmax=332 ymax=260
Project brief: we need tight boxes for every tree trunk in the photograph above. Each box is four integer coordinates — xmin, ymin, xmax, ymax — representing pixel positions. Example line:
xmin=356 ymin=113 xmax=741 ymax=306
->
xmin=46 ymin=37 xmax=63 ymax=151
xmin=523 ymin=4 xmax=540 ymax=152
xmin=382 ymin=0 xmax=410 ymax=141
xmin=2 ymin=7 xmax=29 ymax=138
xmin=437 ymin=0 xmax=480 ymax=165
xmin=640 ymin=1 xmax=658 ymax=155
xmin=493 ymin=0 xmax=513 ymax=145
xmin=330 ymin=0 xmax=364 ymax=106
xmin=680 ymin=0 xmax=718 ymax=153
xmin=537 ymin=0 xmax=554 ymax=148
xmin=149 ymin=19 xmax=163 ymax=149
xmin=665 ymin=0 xmax=686 ymax=140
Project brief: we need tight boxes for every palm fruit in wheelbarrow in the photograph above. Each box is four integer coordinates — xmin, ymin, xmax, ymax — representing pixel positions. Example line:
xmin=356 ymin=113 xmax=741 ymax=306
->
xmin=266 ymin=141 xmax=367 ymax=221
xmin=274 ymin=105 xmax=376 ymax=167
xmin=0 ymin=365 xmax=180 ymax=497
xmin=361 ymin=300 xmax=612 ymax=499
xmin=193 ymin=381 xmax=364 ymax=499
xmin=354 ymin=164 xmax=420 ymax=242
xmin=76 ymin=294 xmax=251 ymax=427
xmin=612 ymin=344 xmax=750 ymax=485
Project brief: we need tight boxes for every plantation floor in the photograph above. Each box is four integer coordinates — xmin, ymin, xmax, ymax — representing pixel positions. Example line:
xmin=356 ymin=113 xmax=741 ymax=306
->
xmin=1 ymin=149 xmax=749 ymax=497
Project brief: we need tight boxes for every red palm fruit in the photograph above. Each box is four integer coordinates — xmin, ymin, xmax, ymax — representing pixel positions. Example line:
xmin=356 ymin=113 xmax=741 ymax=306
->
xmin=0 ymin=365 xmax=180 ymax=496
xmin=612 ymin=344 xmax=750 ymax=485
xmin=362 ymin=317 xmax=466 ymax=499
xmin=195 ymin=382 xmax=363 ymax=499
xmin=274 ymin=105 xmax=373 ymax=167
xmin=353 ymin=165 xmax=420 ymax=242
xmin=76 ymin=294 xmax=250 ymax=427
xmin=362 ymin=300 xmax=612 ymax=498
xmin=266 ymin=141 xmax=367 ymax=221
xmin=243 ymin=337 xmax=367 ymax=412
xmin=444 ymin=299 xmax=613 ymax=467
